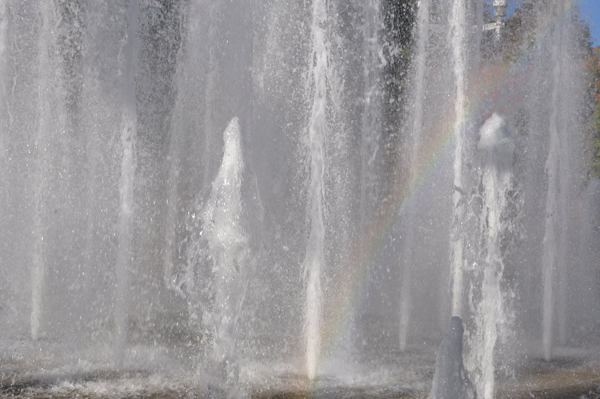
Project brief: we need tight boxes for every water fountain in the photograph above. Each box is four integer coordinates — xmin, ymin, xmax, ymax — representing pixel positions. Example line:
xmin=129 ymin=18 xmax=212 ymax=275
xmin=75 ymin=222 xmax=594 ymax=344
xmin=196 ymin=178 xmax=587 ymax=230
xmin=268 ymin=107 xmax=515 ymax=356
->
xmin=0 ymin=0 xmax=598 ymax=397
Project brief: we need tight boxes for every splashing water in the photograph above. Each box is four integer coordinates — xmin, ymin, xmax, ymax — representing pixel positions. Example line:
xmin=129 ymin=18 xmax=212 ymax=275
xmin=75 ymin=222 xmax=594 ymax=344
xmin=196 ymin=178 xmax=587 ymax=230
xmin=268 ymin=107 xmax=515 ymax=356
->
xmin=449 ymin=0 xmax=468 ymax=320
xmin=0 ymin=0 xmax=596 ymax=397
xmin=186 ymin=117 xmax=263 ymax=385
xmin=472 ymin=113 xmax=515 ymax=399
xmin=399 ymin=0 xmax=429 ymax=352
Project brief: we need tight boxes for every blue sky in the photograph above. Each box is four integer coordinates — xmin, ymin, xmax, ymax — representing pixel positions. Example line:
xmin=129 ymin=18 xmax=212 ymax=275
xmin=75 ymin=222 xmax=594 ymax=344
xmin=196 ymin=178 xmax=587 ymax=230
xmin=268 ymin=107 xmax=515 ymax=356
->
xmin=489 ymin=0 xmax=599 ymax=46
xmin=579 ymin=0 xmax=600 ymax=46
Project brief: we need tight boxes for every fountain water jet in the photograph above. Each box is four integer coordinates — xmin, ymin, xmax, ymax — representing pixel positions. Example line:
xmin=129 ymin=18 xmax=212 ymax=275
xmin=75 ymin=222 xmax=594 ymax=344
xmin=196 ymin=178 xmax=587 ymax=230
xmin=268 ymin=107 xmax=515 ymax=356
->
xmin=542 ymin=0 xmax=572 ymax=362
xmin=0 ymin=1 xmax=596 ymax=397
xmin=302 ymin=0 xmax=331 ymax=381
xmin=113 ymin=0 xmax=139 ymax=368
xmin=360 ymin=0 xmax=383 ymax=230
xmin=399 ymin=0 xmax=429 ymax=352
xmin=473 ymin=113 xmax=514 ymax=399
xmin=187 ymin=117 xmax=263 ymax=384
xmin=449 ymin=0 xmax=468 ymax=320
xmin=31 ymin=0 xmax=67 ymax=342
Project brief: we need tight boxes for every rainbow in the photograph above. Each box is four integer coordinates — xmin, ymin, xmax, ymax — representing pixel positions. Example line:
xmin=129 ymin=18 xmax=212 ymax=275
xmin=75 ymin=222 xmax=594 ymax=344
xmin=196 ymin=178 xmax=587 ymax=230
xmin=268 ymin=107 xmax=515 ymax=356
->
xmin=296 ymin=0 xmax=583 ymax=387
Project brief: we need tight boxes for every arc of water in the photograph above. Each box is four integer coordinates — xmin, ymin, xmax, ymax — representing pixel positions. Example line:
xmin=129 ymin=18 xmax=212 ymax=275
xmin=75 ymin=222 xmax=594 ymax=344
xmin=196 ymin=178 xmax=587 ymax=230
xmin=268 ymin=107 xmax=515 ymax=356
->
xmin=400 ymin=0 xmax=429 ymax=352
xmin=449 ymin=0 xmax=467 ymax=319
xmin=114 ymin=0 xmax=139 ymax=368
xmin=304 ymin=0 xmax=329 ymax=381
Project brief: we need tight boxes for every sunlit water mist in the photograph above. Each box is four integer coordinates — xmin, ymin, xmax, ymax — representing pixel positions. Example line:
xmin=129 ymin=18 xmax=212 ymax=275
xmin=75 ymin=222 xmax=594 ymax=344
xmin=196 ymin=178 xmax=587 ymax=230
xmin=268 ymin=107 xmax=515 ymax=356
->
xmin=0 ymin=0 xmax=597 ymax=397
xmin=399 ymin=0 xmax=429 ymax=353
xmin=359 ymin=0 xmax=383 ymax=229
xmin=542 ymin=0 xmax=573 ymax=362
xmin=449 ymin=0 xmax=468 ymax=321
xmin=30 ymin=0 xmax=55 ymax=343
xmin=114 ymin=0 xmax=139 ymax=368
xmin=303 ymin=0 xmax=329 ymax=380
xmin=185 ymin=117 xmax=263 ymax=386
xmin=472 ymin=114 xmax=515 ymax=399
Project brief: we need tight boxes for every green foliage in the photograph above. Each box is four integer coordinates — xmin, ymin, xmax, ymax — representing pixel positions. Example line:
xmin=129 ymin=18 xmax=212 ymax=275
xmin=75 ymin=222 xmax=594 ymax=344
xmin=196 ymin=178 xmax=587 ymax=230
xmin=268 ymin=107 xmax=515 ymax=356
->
xmin=585 ymin=46 xmax=600 ymax=177
xmin=381 ymin=0 xmax=600 ymax=177
xmin=589 ymin=97 xmax=600 ymax=178
xmin=499 ymin=3 xmax=536 ymax=64
xmin=496 ymin=1 xmax=600 ymax=178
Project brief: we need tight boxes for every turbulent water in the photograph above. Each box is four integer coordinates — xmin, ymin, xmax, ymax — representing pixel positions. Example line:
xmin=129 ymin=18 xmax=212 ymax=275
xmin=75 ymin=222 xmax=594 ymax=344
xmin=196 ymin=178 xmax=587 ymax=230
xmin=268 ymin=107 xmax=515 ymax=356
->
xmin=472 ymin=113 xmax=515 ymax=399
xmin=0 ymin=0 xmax=598 ymax=397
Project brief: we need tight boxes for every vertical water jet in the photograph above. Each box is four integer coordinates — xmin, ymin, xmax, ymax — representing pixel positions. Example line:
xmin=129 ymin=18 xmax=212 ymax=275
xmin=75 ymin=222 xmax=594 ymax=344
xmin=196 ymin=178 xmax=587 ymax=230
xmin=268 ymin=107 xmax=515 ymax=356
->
xmin=0 ymin=0 xmax=7 ymax=278
xmin=182 ymin=116 xmax=263 ymax=386
xmin=163 ymin=0 xmax=217 ymax=298
xmin=304 ymin=0 xmax=329 ymax=380
xmin=399 ymin=0 xmax=429 ymax=352
xmin=0 ymin=0 xmax=596 ymax=395
xmin=0 ymin=0 xmax=7 ymax=165
xmin=200 ymin=2 xmax=220 ymax=188
xmin=542 ymin=0 xmax=569 ymax=362
xmin=31 ymin=0 xmax=57 ymax=342
xmin=449 ymin=0 xmax=467 ymax=319
xmin=204 ymin=117 xmax=261 ymax=383
xmin=473 ymin=0 xmax=484 ymax=69
xmin=359 ymin=0 xmax=383 ymax=227
xmin=164 ymin=143 xmax=183 ymax=297
xmin=114 ymin=0 xmax=139 ymax=368
xmin=475 ymin=113 xmax=514 ymax=399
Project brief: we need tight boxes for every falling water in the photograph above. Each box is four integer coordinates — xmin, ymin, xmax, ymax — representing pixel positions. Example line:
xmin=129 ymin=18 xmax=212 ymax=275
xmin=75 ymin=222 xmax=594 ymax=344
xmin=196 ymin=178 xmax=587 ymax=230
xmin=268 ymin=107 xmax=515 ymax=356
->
xmin=0 ymin=1 xmax=5 ymax=274
xmin=473 ymin=0 xmax=484 ymax=69
xmin=164 ymin=136 xmax=183 ymax=297
xmin=555 ymin=0 xmax=576 ymax=349
xmin=163 ymin=0 xmax=218 ymax=298
xmin=114 ymin=0 xmax=139 ymax=367
xmin=0 ymin=0 xmax=597 ymax=397
xmin=304 ymin=0 xmax=329 ymax=380
xmin=449 ymin=0 xmax=468 ymax=319
xmin=199 ymin=1 xmax=220 ymax=189
xmin=31 ymin=0 xmax=57 ymax=342
xmin=193 ymin=117 xmax=262 ymax=383
xmin=474 ymin=113 xmax=514 ymax=399
xmin=207 ymin=118 xmax=247 ymax=368
xmin=359 ymin=0 xmax=383 ymax=226
xmin=399 ymin=0 xmax=429 ymax=352
xmin=542 ymin=0 xmax=569 ymax=362
xmin=0 ymin=1 xmax=6 ymax=167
